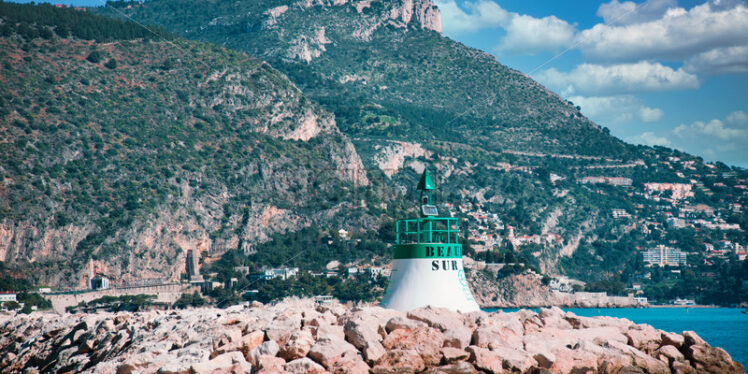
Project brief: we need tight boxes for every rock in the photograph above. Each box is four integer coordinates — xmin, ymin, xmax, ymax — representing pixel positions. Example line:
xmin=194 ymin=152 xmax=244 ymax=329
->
xmin=687 ymin=344 xmax=744 ymax=374
xmin=671 ymin=360 xmax=698 ymax=374
xmin=385 ymin=316 xmax=424 ymax=333
xmin=255 ymin=355 xmax=286 ymax=373
xmin=331 ymin=351 xmax=370 ymax=374
xmin=279 ymin=330 xmax=315 ymax=361
xmin=547 ymin=347 xmax=598 ymax=374
xmin=625 ymin=325 xmax=661 ymax=353
xmin=190 ymin=351 xmax=252 ymax=374
xmin=344 ymin=319 xmax=386 ymax=363
xmin=284 ymin=357 xmax=326 ymax=374
xmin=443 ymin=325 xmax=472 ymax=349
xmin=661 ymin=331 xmax=685 ymax=348
xmin=424 ymin=361 xmax=478 ymax=374
xmin=308 ymin=335 xmax=357 ymax=369
xmin=408 ymin=307 xmax=466 ymax=332
xmin=117 ymin=364 xmax=137 ymax=374
xmin=471 ymin=327 xmax=522 ymax=349
xmin=371 ymin=349 xmax=426 ymax=374
xmin=212 ymin=328 xmax=243 ymax=351
xmin=465 ymin=346 xmax=504 ymax=374
xmin=241 ymin=330 xmax=265 ymax=352
xmin=315 ymin=323 xmax=345 ymax=340
xmin=247 ymin=341 xmax=280 ymax=367
xmin=441 ymin=347 xmax=469 ymax=363
xmin=382 ymin=326 xmax=445 ymax=366
xmin=682 ymin=331 xmax=707 ymax=347
xmin=538 ymin=307 xmax=572 ymax=330
xmin=654 ymin=344 xmax=684 ymax=364
xmin=605 ymin=340 xmax=670 ymax=374
xmin=490 ymin=346 xmax=537 ymax=372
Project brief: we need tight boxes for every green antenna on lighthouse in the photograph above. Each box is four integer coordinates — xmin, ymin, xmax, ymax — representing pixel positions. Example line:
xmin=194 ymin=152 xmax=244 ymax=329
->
xmin=417 ymin=169 xmax=435 ymax=191
xmin=417 ymin=169 xmax=436 ymax=214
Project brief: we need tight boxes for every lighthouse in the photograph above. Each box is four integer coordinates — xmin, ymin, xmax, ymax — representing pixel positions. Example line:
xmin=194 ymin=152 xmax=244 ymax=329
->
xmin=381 ymin=169 xmax=480 ymax=312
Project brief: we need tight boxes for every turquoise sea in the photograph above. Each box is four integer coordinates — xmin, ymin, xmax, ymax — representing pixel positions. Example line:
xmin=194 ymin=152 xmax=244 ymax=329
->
xmin=485 ymin=307 xmax=748 ymax=368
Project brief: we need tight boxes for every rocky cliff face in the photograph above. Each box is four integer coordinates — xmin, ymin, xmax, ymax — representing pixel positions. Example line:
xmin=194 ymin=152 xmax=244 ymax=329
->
xmin=469 ymin=272 xmax=642 ymax=308
xmin=1 ymin=298 xmax=743 ymax=373
xmin=0 ymin=25 xmax=370 ymax=287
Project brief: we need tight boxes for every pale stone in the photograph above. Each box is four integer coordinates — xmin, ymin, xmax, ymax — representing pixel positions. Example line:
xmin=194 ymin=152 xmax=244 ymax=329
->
xmin=407 ymin=307 xmax=466 ymax=332
xmin=441 ymin=347 xmax=469 ymax=363
xmin=382 ymin=326 xmax=444 ymax=366
xmin=344 ymin=319 xmax=386 ymax=363
xmin=284 ymin=357 xmax=326 ymax=374
xmin=279 ymin=330 xmax=315 ymax=361
xmin=308 ymin=335 xmax=357 ymax=369
xmin=384 ymin=316 xmax=424 ymax=333
xmin=465 ymin=346 xmax=503 ymax=374
xmin=371 ymin=349 xmax=426 ymax=374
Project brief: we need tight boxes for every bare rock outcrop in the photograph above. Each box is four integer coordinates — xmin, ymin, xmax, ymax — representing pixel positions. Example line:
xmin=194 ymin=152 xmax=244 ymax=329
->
xmin=0 ymin=298 xmax=742 ymax=374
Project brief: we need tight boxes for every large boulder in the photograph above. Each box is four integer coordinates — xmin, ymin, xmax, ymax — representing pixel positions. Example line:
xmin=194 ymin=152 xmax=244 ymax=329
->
xmin=189 ymin=351 xmax=252 ymax=374
xmin=308 ymin=335 xmax=358 ymax=369
xmin=382 ymin=326 xmax=445 ymax=366
xmin=465 ymin=346 xmax=503 ymax=374
xmin=279 ymin=330 xmax=315 ymax=361
xmin=471 ymin=327 xmax=522 ymax=349
xmin=687 ymin=344 xmax=745 ymax=374
xmin=344 ymin=319 xmax=386 ymax=364
xmin=331 ymin=351 xmax=370 ymax=374
xmin=371 ymin=349 xmax=426 ymax=374
xmin=624 ymin=325 xmax=661 ymax=353
xmin=284 ymin=357 xmax=326 ymax=374
xmin=407 ymin=307 xmax=468 ymax=332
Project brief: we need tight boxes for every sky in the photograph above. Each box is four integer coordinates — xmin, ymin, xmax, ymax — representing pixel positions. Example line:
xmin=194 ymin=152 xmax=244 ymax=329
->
xmin=11 ymin=0 xmax=748 ymax=167
xmin=434 ymin=0 xmax=748 ymax=167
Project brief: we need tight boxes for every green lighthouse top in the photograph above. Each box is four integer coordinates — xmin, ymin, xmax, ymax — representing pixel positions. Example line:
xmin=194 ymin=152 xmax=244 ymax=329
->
xmin=417 ymin=169 xmax=435 ymax=191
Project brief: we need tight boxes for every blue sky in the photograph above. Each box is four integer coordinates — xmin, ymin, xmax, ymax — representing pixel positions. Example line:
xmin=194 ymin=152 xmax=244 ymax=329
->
xmin=12 ymin=0 xmax=748 ymax=167
xmin=434 ymin=0 xmax=748 ymax=167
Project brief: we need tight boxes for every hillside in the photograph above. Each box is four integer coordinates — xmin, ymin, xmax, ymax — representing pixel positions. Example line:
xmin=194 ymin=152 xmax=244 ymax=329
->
xmin=0 ymin=2 xmax=373 ymax=287
xmin=102 ymin=0 xmax=630 ymax=158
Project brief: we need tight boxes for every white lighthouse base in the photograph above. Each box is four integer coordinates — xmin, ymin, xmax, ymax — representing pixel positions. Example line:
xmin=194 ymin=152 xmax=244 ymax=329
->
xmin=381 ymin=258 xmax=480 ymax=312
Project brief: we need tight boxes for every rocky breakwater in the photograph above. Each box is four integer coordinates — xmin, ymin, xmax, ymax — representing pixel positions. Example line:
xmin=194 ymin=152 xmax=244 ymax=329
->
xmin=0 ymin=298 xmax=742 ymax=374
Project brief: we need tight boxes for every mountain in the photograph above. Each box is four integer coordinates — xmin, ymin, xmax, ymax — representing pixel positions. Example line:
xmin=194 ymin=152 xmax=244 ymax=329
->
xmin=0 ymin=2 xmax=375 ymax=287
xmin=101 ymin=0 xmax=630 ymax=158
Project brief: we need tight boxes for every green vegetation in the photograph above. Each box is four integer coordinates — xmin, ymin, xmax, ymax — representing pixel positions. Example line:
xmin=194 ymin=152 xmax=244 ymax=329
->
xmin=66 ymin=294 xmax=156 ymax=312
xmin=0 ymin=1 xmax=171 ymax=42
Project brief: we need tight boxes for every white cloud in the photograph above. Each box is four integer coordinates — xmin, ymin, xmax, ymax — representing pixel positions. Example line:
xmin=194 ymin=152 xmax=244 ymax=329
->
xmin=638 ymin=106 xmax=665 ymax=123
xmin=628 ymin=131 xmax=672 ymax=146
xmin=569 ymin=95 xmax=664 ymax=125
xmin=497 ymin=14 xmax=576 ymax=54
xmin=433 ymin=0 xmax=509 ymax=33
xmin=726 ymin=110 xmax=748 ymax=125
xmin=683 ymin=45 xmax=748 ymax=74
xmin=597 ymin=0 xmax=676 ymax=25
xmin=535 ymin=61 xmax=699 ymax=96
xmin=674 ymin=117 xmax=748 ymax=141
xmin=435 ymin=0 xmax=575 ymax=54
xmin=577 ymin=2 xmax=748 ymax=62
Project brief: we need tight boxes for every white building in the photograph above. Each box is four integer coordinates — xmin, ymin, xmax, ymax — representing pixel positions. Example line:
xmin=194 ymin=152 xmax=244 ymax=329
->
xmin=0 ymin=292 xmax=17 ymax=303
xmin=643 ymin=245 xmax=687 ymax=267
xmin=262 ymin=267 xmax=299 ymax=280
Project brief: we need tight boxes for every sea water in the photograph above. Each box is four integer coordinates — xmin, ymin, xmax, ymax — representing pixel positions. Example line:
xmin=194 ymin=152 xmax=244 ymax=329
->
xmin=484 ymin=307 xmax=748 ymax=368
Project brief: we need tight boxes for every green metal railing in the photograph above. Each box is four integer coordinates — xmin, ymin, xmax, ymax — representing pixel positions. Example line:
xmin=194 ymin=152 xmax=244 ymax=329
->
xmin=396 ymin=217 xmax=459 ymax=244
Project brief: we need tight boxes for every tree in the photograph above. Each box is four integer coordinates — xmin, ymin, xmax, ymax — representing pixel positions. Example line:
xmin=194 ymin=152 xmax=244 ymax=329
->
xmin=86 ymin=51 xmax=103 ymax=63
xmin=104 ymin=58 xmax=117 ymax=69
xmin=3 ymin=301 xmax=20 ymax=310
